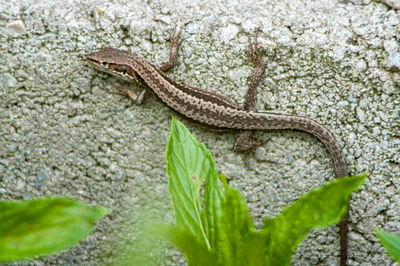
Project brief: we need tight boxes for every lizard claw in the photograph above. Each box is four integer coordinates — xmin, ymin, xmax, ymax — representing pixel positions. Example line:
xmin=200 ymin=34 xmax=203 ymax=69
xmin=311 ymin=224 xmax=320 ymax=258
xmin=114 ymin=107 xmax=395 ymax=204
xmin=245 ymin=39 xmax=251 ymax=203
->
xmin=249 ymin=30 xmax=265 ymax=66
xmin=170 ymin=28 xmax=182 ymax=48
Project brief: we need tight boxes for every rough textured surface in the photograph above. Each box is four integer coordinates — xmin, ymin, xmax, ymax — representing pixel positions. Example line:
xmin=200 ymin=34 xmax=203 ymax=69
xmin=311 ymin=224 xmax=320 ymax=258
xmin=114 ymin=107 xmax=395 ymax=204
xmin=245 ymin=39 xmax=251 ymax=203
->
xmin=379 ymin=0 xmax=400 ymax=9
xmin=0 ymin=0 xmax=399 ymax=265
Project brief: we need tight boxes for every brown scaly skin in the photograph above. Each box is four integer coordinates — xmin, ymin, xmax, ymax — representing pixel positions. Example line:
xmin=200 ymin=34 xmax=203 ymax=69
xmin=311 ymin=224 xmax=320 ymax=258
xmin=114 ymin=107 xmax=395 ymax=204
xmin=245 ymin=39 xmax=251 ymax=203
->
xmin=86 ymin=31 xmax=350 ymax=265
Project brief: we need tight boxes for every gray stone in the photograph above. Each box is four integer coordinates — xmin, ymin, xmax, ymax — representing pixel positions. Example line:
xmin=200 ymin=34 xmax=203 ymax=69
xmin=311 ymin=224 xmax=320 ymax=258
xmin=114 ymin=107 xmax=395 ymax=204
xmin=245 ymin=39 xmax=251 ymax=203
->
xmin=386 ymin=52 xmax=400 ymax=71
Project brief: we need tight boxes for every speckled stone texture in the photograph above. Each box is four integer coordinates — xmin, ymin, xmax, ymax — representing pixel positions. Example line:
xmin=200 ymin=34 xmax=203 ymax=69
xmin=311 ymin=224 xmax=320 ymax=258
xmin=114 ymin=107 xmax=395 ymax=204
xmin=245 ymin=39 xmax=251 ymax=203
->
xmin=0 ymin=0 xmax=399 ymax=265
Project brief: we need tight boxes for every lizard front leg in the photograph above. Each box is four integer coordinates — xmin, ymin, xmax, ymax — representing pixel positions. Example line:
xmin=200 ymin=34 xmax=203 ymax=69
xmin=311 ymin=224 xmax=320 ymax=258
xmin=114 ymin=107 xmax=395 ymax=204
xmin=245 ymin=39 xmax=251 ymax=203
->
xmin=118 ymin=29 xmax=182 ymax=105
xmin=160 ymin=29 xmax=182 ymax=72
xmin=112 ymin=86 xmax=148 ymax=105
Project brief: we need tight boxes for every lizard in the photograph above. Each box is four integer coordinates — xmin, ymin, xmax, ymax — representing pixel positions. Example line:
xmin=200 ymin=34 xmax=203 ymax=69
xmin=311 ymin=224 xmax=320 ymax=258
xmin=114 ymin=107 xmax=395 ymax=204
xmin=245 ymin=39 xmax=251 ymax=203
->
xmin=86 ymin=30 xmax=350 ymax=265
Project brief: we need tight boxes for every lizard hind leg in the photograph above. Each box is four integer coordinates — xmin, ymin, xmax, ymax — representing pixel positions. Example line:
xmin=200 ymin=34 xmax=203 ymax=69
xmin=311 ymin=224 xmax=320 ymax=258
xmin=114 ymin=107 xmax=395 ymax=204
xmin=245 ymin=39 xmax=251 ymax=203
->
xmin=233 ymin=131 xmax=255 ymax=152
xmin=233 ymin=31 xmax=269 ymax=155
xmin=233 ymin=131 xmax=275 ymax=163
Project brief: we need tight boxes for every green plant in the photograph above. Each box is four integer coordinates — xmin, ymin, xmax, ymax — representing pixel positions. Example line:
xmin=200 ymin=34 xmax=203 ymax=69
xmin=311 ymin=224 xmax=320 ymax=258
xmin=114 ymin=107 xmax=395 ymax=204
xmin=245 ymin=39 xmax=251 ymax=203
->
xmin=375 ymin=229 xmax=400 ymax=263
xmin=150 ymin=117 xmax=366 ymax=265
xmin=0 ymin=197 xmax=108 ymax=262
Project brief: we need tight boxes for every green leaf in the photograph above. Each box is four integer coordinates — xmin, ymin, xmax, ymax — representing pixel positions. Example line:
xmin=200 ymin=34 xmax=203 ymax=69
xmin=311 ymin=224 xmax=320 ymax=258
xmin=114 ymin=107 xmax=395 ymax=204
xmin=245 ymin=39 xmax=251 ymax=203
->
xmin=218 ymin=176 xmax=265 ymax=265
xmin=166 ymin=118 xmax=223 ymax=250
xmin=149 ymin=224 xmax=219 ymax=266
xmin=0 ymin=197 xmax=109 ymax=262
xmin=243 ymin=231 xmax=271 ymax=266
xmin=375 ymin=229 xmax=400 ymax=262
xmin=264 ymin=172 xmax=367 ymax=265
xmin=202 ymin=164 xmax=224 ymax=251
xmin=162 ymin=117 xmax=366 ymax=266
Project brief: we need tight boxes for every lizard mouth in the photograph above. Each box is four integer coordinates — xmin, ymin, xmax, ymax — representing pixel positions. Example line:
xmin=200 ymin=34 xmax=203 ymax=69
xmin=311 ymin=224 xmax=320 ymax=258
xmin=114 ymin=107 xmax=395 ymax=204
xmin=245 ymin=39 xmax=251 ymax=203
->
xmin=85 ymin=54 xmax=107 ymax=68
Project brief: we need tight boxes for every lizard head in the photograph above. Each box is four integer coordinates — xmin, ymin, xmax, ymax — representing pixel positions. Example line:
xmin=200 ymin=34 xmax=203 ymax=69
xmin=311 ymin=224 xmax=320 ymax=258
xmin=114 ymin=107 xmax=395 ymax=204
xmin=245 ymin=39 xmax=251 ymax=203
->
xmin=86 ymin=48 xmax=141 ymax=82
